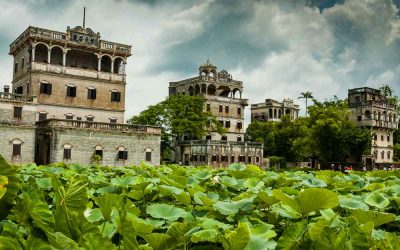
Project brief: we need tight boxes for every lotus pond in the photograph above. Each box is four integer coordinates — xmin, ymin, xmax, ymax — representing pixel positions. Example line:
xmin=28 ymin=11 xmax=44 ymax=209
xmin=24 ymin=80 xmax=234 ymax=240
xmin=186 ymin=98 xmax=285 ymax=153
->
xmin=1 ymin=158 xmax=400 ymax=249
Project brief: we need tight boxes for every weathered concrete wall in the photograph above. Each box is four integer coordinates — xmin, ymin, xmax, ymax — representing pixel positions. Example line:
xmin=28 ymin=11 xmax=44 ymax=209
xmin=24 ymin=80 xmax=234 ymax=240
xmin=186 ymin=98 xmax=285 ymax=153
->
xmin=0 ymin=125 xmax=36 ymax=165
xmin=0 ymin=101 xmax=37 ymax=124
xmin=40 ymin=128 xmax=160 ymax=166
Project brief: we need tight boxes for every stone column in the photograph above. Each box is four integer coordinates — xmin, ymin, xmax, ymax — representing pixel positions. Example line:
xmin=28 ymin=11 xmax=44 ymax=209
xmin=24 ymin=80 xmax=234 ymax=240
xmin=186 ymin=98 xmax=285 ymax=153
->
xmin=62 ymin=50 xmax=67 ymax=66
xmin=111 ymin=59 xmax=115 ymax=74
xmin=31 ymin=47 xmax=36 ymax=62
xmin=97 ymin=56 xmax=102 ymax=72
xmin=47 ymin=49 xmax=51 ymax=64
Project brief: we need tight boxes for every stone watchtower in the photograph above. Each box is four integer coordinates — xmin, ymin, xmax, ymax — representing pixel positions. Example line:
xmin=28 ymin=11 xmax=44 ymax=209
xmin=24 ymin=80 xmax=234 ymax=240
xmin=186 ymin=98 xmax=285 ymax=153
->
xmin=1 ymin=24 xmax=161 ymax=166
xmin=169 ymin=61 xmax=263 ymax=167
xmin=348 ymin=87 xmax=398 ymax=166
xmin=9 ymin=25 xmax=131 ymax=123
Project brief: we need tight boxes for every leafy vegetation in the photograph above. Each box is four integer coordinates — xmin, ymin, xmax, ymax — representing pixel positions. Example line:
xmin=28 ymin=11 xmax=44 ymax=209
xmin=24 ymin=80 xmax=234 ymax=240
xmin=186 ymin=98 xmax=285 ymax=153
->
xmin=1 ymin=155 xmax=400 ymax=249
xmin=247 ymin=97 xmax=371 ymax=162
xmin=127 ymin=95 xmax=224 ymax=161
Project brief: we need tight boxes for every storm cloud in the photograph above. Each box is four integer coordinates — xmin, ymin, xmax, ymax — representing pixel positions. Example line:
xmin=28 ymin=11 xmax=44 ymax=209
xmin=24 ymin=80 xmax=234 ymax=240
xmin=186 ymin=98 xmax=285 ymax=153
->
xmin=0 ymin=0 xmax=399 ymax=121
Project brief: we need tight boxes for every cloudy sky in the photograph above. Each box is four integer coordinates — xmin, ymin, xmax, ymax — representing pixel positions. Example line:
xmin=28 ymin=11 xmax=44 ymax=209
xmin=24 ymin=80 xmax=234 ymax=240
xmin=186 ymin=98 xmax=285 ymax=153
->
xmin=0 ymin=0 xmax=399 ymax=122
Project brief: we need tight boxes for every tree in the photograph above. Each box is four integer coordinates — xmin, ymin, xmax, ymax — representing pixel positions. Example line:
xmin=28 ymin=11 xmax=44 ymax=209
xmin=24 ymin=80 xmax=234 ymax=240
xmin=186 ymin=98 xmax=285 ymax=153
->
xmin=308 ymin=97 xmax=371 ymax=162
xmin=298 ymin=91 xmax=313 ymax=117
xmin=128 ymin=95 xmax=224 ymax=161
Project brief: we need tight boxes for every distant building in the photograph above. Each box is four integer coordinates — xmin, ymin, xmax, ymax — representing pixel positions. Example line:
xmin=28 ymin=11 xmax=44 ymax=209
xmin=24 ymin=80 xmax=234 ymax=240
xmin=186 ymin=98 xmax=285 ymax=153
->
xmin=348 ymin=87 xmax=398 ymax=166
xmin=251 ymin=98 xmax=300 ymax=122
xmin=169 ymin=61 xmax=263 ymax=167
xmin=1 ymin=25 xmax=161 ymax=166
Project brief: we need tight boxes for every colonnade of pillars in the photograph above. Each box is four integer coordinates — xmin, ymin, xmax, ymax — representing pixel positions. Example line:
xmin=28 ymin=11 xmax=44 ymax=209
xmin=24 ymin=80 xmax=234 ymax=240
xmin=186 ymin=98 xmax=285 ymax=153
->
xmin=31 ymin=44 xmax=125 ymax=74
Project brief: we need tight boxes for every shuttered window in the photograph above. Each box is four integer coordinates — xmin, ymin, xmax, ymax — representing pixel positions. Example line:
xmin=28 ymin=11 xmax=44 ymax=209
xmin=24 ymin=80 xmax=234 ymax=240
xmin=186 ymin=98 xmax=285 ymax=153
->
xmin=40 ymin=83 xmax=52 ymax=94
xmin=118 ymin=150 xmax=128 ymax=160
xmin=67 ymin=85 xmax=76 ymax=97
xmin=14 ymin=106 xmax=22 ymax=119
xmin=12 ymin=144 xmax=21 ymax=157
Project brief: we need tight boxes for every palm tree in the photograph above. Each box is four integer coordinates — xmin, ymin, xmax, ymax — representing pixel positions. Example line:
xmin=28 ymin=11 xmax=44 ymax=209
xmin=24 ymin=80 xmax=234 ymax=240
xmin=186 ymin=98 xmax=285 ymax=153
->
xmin=298 ymin=91 xmax=313 ymax=117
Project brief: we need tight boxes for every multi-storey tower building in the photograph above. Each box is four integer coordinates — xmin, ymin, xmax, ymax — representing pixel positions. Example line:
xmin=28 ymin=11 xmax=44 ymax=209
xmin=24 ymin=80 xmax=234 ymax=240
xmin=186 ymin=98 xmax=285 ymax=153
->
xmin=10 ymin=25 xmax=130 ymax=123
xmin=1 ymin=24 xmax=161 ymax=166
xmin=348 ymin=87 xmax=398 ymax=166
xmin=169 ymin=61 xmax=263 ymax=167
xmin=251 ymin=98 xmax=300 ymax=122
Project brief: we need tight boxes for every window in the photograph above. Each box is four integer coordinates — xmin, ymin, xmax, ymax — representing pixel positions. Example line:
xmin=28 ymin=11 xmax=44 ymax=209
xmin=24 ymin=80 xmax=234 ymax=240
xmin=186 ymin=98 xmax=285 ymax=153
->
xmin=357 ymin=116 xmax=361 ymax=121
xmin=14 ymin=62 xmax=18 ymax=74
xmin=63 ymin=148 xmax=71 ymax=160
xmin=200 ymin=154 xmax=206 ymax=162
xmin=13 ymin=106 xmax=22 ymax=119
xmin=12 ymin=143 xmax=21 ymax=157
xmin=221 ymin=135 xmax=227 ymax=141
xmin=374 ymin=134 xmax=377 ymax=140
xmin=111 ymin=91 xmax=121 ymax=102
xmin=206 ymin=103 xmax=211 ymax=111
xmin=219 ymin=119 xmax=224 ymax=126
xmin=237 ymin=136 xmax=242 ymax=142
xmin=95 ymin=149 xmax=103 ymax=158
xmin=206 ymin=135 xmax=212 ymax=140
xmin=237 ymin=107 xmax=241 ymax=115
xmin=15 ymin=86 xmax=23 ymax=94
xmin=381 ymin=151 xmax=384 ymax=159
xmin=381 ymin=135 xmax=384 ymax=141
xmin=38 ymin=112 xmax=47 ymax=121
xmin=87 ymin=88 xmax=96 ymax=99
xmin=65 ymin=114 xmax=74 ymax=120
xmin=239 ymin=155 xmax=245 ymax=162
xmin=237 ymin=122 xmax=242 ymax=129
xmin=109 ymin=118 xmax=117 ymax=124
xmin=388 ymin=151 xmax=391 ymax=159
xmin=21 ymin=58 xmax=25 ymax=70
xmin=192 ymin=154 xmax=198 ymax=162
xmin=256 ymin=156 xmax=260 ymax=163
xmin=247 ymin=156 xmax=252 ymax=163
xmin=387 ymin=135 xmax=390 ymax=142
xmin=67 ymin=85 xmax=76 ymax=97
xmin=225 ymin=120 xmax=230 ymax=128
xmin=146 ymin=151 xmax=152 ymax=161
xmin=86 ymin=116 xmax=94 ymax=122
xmin=118 ymin=150 xmax=128 ymax=160
xmin=40 ymin=82 xmax=52 ymax=94
xmin=219 ymin=105 xmax=223 ymax=112
xmin=221 ymin=155 xmax=226 ymax=162
xmin=212 ymin=154 xmax=218 ymax=162
xmin=225 ymin=105 xmax=229 ymax=113
xmin=231 ymin=155 xmax=235 ymax=163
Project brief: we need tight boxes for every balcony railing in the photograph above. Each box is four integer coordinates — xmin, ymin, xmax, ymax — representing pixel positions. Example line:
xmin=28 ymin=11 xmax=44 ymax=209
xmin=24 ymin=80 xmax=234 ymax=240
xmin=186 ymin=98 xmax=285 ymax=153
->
xmin=36 ymin=119 xmax=161 ymax=134
xmin=179 ymin=140 xmax=263 ymax=148
xmin=349 ymin=100 xmax=397 ymax=110
xmin=0 ymin=92 xmax=36 ymax=103
xmin=356 ymin=119 xmax=398 ymax=129
xmin=31 ymin=62 xmax=126 ymax=82
xmin=200 ymin=94 xmax=248 ymax=105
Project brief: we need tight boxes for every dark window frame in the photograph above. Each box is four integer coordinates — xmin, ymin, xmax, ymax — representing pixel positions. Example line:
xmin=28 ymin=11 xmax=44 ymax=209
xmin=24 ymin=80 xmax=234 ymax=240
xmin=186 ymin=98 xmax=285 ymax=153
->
xmin=118 ymin=150 xmax=128 ymax=160
xmin=87 ymin=88 xmax=97 ymax=100
xmin=12 ymin=143 xmax=21 ymax=157
xmin=145 ymin=151 xmax=152 ymax=162
xmin=111 ymin=91 xmax=121 ymax=102
xmin=63 ymin=148 xmax=72 ymax=160
xmin=40 ymin=82 xmax=52 ymax=94
xmin=13 ymin=106 xmax=22 ymax=119
xmin=67 ymin=85 xmax=77 ymax=97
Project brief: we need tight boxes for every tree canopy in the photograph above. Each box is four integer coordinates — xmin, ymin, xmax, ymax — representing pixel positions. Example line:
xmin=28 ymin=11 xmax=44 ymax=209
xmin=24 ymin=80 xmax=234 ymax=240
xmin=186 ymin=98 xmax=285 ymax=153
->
xmin=246 ymin=96 xmax=372 ymax=163
xmin=128 ymin=95 xmax=224 ymax=160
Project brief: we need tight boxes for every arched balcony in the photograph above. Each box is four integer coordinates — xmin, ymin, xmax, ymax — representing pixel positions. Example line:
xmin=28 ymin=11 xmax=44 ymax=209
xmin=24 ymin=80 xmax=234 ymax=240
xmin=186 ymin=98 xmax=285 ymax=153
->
xmin=50 ymin=46 xmax=63 ymax=65
xmin=35 ymin=43 xmax=48 ymax=63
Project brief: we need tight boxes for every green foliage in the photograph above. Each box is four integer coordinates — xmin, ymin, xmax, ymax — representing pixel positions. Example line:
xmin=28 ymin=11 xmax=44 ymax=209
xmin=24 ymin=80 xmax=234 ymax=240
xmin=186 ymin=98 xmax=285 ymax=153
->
xmin=128 ymin=95 xmax=225 ymax=161
xmin=0 ymin=158 xmax=400 ymax=249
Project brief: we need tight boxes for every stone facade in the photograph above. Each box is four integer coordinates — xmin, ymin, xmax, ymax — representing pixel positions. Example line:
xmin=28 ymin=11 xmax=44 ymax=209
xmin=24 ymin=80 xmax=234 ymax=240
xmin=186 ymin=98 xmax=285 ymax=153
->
xmin=251 ymin=98 xmax=300 ymax=122
xmin=169 ymin=61 xmax=263 ymax=167
xmin=35 ymin=120 xmax=161 ymax=166
xmin=0 ymin=24 xmax=162 ymax=166
xmin=348 ymin=87 xmax=398 ymax=165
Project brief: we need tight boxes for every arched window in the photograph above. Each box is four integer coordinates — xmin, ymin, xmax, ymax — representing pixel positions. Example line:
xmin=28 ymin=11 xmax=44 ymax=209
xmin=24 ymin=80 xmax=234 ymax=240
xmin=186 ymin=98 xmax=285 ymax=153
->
xmin=381 ymin=151 xmax=385 ymax=160
xmin=387 ymin=151 xmax=391 ymax=160
xmin=117 ymin=146 xmax=128 ymax=160
xmin=93 ymin=145 xmax=103 ymax=161
xmin=145 ymin=148 xmax=152 ymax=162
xmin=365 ymin=110 xmax=371 ymax=119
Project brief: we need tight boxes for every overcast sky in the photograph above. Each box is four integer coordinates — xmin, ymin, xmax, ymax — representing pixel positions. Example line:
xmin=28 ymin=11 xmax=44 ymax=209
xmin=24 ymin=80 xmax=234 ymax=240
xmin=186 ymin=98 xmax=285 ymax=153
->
xmin=0 ymin=0 xmax=399 ymax=123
